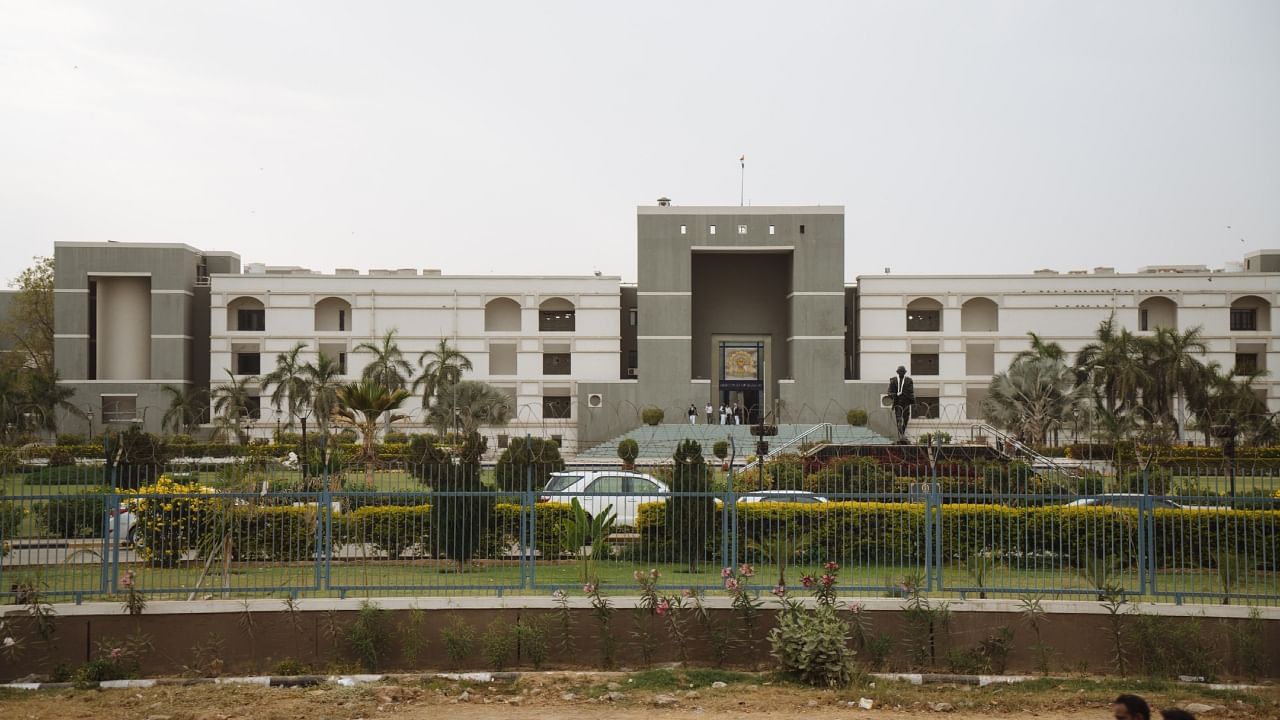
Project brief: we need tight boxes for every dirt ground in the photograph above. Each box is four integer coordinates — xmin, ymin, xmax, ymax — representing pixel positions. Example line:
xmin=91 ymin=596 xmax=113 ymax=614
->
xmin=1 ymin=671 xmax=1278 ymax=720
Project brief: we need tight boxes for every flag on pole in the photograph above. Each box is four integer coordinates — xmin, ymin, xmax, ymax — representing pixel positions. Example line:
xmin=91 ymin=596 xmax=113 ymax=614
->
xmin=740 ymin=154 xmax=745 ymax=167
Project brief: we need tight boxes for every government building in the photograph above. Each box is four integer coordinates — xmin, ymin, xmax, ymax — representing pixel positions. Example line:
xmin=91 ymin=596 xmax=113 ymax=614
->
xmin=48 ymin=202 xmax=1280 ymax=454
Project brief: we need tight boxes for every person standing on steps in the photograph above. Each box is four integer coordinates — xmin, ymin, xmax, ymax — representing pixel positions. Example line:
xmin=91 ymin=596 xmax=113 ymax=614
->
xmin=888 ymin=365 xmax=914 ymax=444
xmin=719 ymin=403 xmax=728 ymax=425
xmin=688 ymin=404 xmax=697 ymax=425
xmin=705 ymin=401 xmax=714 ymax=425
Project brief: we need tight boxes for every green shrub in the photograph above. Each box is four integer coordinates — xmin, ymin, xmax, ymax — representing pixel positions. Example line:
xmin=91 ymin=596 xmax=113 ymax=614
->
xmin=22 ymin=464 xmax=104 ymax=486
xmin=223 ymin=505 xmax=317 ymax=561
xmin=667 ymin=439 xmax=715 ymax=572
xmin=104 ymin=426 xmax=170 ymax=489
xmin=770 ymin=602 xmax=854 ymax=687
xmin=1114 ymin=466 xmax=1174 ymax=496
xmin=0 ymin=501 xmax=25 ymax=542
xmin=804 ymin=457 xmax=893 ymax=495
xmin=340 ymin=503 xmax=431 ymax=559
xmin=846 ymin=409 xmax=868 ymax=427
xmin=918 ymin=431 xmax=952 ymax=445
xmin=431 ymin=434 xmax=493 ymax=569
xmin=641 ymin=406 xmax=664 ymax=426
xmin=342 ymin=601 xmax=393 ymax=672
xmin=494 ymin=437 xmax=565 ymax=492
xmin=481 ymin=617 xmax=517 ymax=670
xmin=383 ymin=431 xmax=410 ymax=444
xmin=440 ymin=614 xmax=476 ymax=670
xmin=713 ymin=440 xmax=729 ymax=461
xmin=764 ymin=454 xmax=806 ymax=491
xmin=56 ymin=434 xmax=85 ymax=446
xmin=617 ymin=438 xmax=640 ymax=465
xmin=33 ymin=489 xmax=109 ymax=539
xmin=336 ymin=428 xmax=359 ymax=444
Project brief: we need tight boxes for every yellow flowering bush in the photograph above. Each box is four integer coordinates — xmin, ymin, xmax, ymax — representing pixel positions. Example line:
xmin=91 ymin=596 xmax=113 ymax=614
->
xmin=130 ymin=475 xmax=218 ymax=567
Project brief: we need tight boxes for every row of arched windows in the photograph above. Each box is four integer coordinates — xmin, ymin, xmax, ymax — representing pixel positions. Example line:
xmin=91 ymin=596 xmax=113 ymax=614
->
xmin=905 ymin=295 xmax=1273 ymax=333
xmin=225 ymin=296 xmax=578 ymax=332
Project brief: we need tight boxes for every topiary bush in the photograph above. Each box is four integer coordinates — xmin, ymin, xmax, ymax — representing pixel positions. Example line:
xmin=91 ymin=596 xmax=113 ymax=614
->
xmin=494 ymin=436 xmax=566 ymax=492
xmin=641 ymin=406 xmax=664 ymax=426
xmin=617 ymin=438 xmax=639 ymax=467
xmin=666 ymin=439 xmax=715 ymax=572
xmin=430 ymin=432 xmax=494 ymax=570
xmin=846 ymin=409 xmax=868 ymax=427
xmin=713 ymin=440 xmax=729 ymax=461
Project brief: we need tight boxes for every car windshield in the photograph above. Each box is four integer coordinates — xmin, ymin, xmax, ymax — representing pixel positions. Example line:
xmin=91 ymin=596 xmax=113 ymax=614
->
xmin=543 ymin=475 xmax=581 ymax=492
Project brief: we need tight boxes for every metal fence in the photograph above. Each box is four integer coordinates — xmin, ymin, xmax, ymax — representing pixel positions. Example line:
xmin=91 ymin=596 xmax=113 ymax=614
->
xmin=1 ymin=456 xmax=1277 ymax=605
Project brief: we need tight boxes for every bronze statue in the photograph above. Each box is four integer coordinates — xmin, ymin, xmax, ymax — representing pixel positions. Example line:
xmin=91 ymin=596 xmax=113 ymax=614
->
xmin=888 ymin=365 xmax=914 ymax=443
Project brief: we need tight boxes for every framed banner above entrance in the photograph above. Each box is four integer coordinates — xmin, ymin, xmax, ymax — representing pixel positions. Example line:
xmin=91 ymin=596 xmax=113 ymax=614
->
xmin=716 ymin=338 xmax=767 ymax=425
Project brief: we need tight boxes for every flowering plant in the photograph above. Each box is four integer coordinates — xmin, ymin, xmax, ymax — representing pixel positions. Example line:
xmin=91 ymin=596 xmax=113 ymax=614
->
xmin=121 ymin=570 xmax=146 ymax=616
xmin=768 ymin=559 xmax=854 ymax=687
xmin=130 ymin=475 xmax=218 ymax=567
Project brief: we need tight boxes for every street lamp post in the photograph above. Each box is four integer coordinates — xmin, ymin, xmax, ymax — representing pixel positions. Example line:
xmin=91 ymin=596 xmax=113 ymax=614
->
xmin=86 ymin=409 xmax=95 ymax=439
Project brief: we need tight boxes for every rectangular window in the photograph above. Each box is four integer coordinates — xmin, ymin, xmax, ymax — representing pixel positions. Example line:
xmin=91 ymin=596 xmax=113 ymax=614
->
xmin=88 ymin=280 xmax=98 ymax=380
xmin=799 ymin=224 xmax=805 ymax=234
xmin=489 ymin=343 xmax=517 ymax=375
xmin=965 ymin=344 xmax=995 ymax=376
xmin=737 ymin=224 xmax=748 ymax=235
xmin=237 ymin=308 xmax=266 ymax=331
xmin=245 ymin=396 xmax=262 ymax=420
xmin=1138 ymin=308 xmax=1149 ymax=332
xmin=679 ymin=224 xmax=687 ymax=235
xmin=235 ymin=352 xmax=261 ymax=375
xmin=708 ymin=224 xmax=716 ymax=235
xmin=338 ymin=309 xmax=346 ymax=332
xmin=906 ymin=310 xmax=941 ymax=332
xmin=914 ymin=395 xmax=941 ymax=420
xmin=768 ymin=225 xmax=775 ymax=235
xmin=628 ymin=308 xmax=637 ymax=327
xmin=539 ymin=310 xmax=576 ymax=332
xmin=543 ymin=395 xmax=572 ymax=419
xmin=100 ymin=395 xmax=137 ymax=423
xmin=543 ymin=352 xmax=571 ymax=375
xmin=1236 ymin=352 xmax=1259 ymax=374
xmin=1231 ymin=308 xmax=1257 ymax=331
xmin=628 ymin=349 xmax=638 ymax=369
xmin=497 ymin=434 xmax=509 ymax=449
xmin=910 ymin=353 xmax=939 ymax=376
xmin=965 ymin=388 xmax=988 ymax=420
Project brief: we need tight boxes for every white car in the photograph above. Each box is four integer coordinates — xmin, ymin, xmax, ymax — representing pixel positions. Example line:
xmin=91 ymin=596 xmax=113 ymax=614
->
xmin=540 ymin=471 xmax=669 ymax=527
xmin=736 ymin=490 xmax=828 ymax=504
xmin=107 ymin=502 xmax=141 ymax=547
xmin=1063 ymin=494 xmax=1186 ymax=510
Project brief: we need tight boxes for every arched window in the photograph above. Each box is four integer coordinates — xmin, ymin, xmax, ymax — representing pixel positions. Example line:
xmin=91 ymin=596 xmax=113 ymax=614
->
xmin=315 ymin=297 xmax=352 ymax=332
xmin=960 ymin=297 xmax=999 ymax=332
xmin=906 ymin=297 xmax=943 ymax=332
xmin=484 ymin=297 xmax=522 ymax=332
xmin=1231 ymin=295 xmax=1271 ymax=332
xmin=539 ymin=297 xmax=576 ymax=332
xmin=1138 ymin=296 xmax=1177 ymax=332
xmin=227 ymin=297 xmax=265 ymax=332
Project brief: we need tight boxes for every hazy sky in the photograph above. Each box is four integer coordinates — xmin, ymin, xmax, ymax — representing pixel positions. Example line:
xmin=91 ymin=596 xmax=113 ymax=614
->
xmin=2 ymin=1 xmax=1277 ymax=284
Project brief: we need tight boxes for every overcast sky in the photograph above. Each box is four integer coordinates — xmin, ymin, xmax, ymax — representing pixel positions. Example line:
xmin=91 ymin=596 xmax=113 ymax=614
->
xmin=2 ymin=1 xmax=1277 ymax=284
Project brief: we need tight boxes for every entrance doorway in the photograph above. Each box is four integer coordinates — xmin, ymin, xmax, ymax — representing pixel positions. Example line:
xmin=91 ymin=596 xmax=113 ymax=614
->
xmin=719 ymin=388 xmax=762 ymax=425
xmin=716 ymin=339 xmax=766 ymax=425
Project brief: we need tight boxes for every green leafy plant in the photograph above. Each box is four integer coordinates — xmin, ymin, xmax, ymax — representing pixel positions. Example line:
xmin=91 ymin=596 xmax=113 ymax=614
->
xmin=1215 ymin=550 xmax=1249 ymax=605
xmin=617 ymin=438 xmax=640 ymax=467
xmin=901 ymin=585 xmax=950 ymax=670
xmin=964 ymin=551 xmax=995 ymax=600
xmin=641 ymin=406 xmax=664 ymax=426
xmin=724 ymin=563 xmax=764 ymax=668
xmin=187 ymin=633 xmax=226 ymax=677
xmin=768 ymin=570 xmax=854 ymax=687
xmin=74 ymin=632 xmax=152 ymax=687
xmin=668 ymin=439 xmax=714 ymax=572
xmin=631 ymin=568 xmax=661 ymax=666
xmin=585 ymin=581 xmax=616 ymax=669
xmin=712 ymin=440 xmax=729 ymax=461
xmin=440 ymin=614 xmax=476 ymax=670
xmin=846 ymin=408 xmax=868 ymax=426
xmin=558 ymin=497 xmax=616 ymax=584
xmin=1226 ymin=607 xmax=1265 ymax=679
xmin=1018 ymin=595 xmax=1052 ymax=674
xmin=552 ymin=589 xmax=574 ymax=661
xmin=494 ymin=436 xmax=566 ymax=491
xmin=342 ymin=600 xmax=393 ymax=671
xmin=272 ymin=657 xmax=310 ymax=676
xmin=400 ymin=605 xmax=430 ymax=665
xmin=480 ymin=617 xmax=517 ymax=670
xmin=1101 ymin=594 xmax=1129 ymax=675
xmin=514 ymin=616 xmax=550 ymax=669
xmin=120 ymin=570 xmax=146 ymax=616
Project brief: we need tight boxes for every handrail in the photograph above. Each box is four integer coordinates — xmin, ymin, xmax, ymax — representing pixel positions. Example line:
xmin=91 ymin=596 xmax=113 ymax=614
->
xmin=971 ymin=423 xmax=1078 ymax=477
xmin=740 ymin=422 xmax=833 ymax=471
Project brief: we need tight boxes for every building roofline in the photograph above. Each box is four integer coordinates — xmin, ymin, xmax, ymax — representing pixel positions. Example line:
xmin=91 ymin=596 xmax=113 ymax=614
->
xmin=853 ymin=270 xmax=1270 ymax=281
xmin=55 ymin=241 xmax=240 ymax=259
xmin=208 ymin=273 xmax=622 ymax=281
xmin=637 ymin=205 xmax=843 ymax=215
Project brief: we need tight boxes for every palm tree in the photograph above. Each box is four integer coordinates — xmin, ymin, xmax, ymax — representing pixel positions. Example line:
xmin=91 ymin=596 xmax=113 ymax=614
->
xmin=262 ymin=342 xmax=311 ymax=430
xmin=161 ymin=385 xmax=208 ymax=435
xmin=1188 ymin=363 xmax=1277 ymax=447
xmin=333 ymin=379 xmax=411 ymax=487
xmin=414 ymin=339 xmax=473 ymax=408
xmin=426 ymin=380 xmax=513 ymax=436
xmin=1144 ymin=326 xmax=1207 ymax=436
xmin=1075 ymin=315 xmax=1147 ymax=417
xmin=211 ymin=370 xmax=257 ymax=444
xmin=355 ymin=329 xmax=413 ymax=391
xmin=302 ymin=352 xmax=345 ymax=453
xmin=22 ymin=368 xmax=84 ymax=436
xmin=982 ymin=357 xmax=1085 ymax=445
xmin=1013 ymin=332 xmax=1068 ymax=363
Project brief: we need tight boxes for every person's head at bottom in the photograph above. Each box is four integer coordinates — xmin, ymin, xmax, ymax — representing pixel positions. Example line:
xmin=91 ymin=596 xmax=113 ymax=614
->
xmin=1113 ymin=695 xmax=1151 ymax=720
xmin=1159 ymin=710 xmax=1195 ymax=720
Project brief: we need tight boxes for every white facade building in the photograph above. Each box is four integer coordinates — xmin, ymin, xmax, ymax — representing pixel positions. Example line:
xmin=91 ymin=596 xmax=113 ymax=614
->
xmin=856 ymin=252 xmax=1280 ymax=438
xmin=209 ymin=266 xmax=621 ymax=450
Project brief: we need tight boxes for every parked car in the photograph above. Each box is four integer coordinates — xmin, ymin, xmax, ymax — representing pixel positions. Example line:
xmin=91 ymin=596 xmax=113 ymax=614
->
xmin=1063 ymin=494 xmax=1186 ymax=510
xmin=107 ymin=502 xmax=141 ymax=547
xmin=540 ymin=471 xmax=669 ymax=527
xmin=737 ymin=490 xmax=829 ymax=504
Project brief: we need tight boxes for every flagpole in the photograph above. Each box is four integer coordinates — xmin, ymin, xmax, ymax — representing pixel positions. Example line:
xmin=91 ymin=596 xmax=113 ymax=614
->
xmin=739 ymin=155 xmax=745 ymax=206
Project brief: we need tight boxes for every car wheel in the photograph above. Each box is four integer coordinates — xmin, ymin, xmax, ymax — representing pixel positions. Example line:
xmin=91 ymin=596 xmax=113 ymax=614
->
xmin=126 ymin=525 xmax=140 ymax=548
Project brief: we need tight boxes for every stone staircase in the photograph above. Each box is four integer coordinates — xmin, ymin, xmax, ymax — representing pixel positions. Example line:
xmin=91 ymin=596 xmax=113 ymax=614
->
xmin=574 ymin=423 xmax=890 ymax=463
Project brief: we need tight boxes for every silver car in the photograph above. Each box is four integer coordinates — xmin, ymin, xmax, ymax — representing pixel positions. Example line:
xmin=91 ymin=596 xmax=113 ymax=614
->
xmin=540 ymin=471 xmax=669 ymax=527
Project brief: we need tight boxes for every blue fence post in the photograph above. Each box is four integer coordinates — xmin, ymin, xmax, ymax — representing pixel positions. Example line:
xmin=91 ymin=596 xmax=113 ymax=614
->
xmin=521 ymin=458 xmax=533 ymax=591
xmin=322 ymin=452 xmax=332 ymax=592
xmin=1138 ymin=465 xmax=1149 ymax=598
xmin=100 ymin=488 xmax=116 ymax=597
xmin=724 ymin=438 xmax=736 ymax=577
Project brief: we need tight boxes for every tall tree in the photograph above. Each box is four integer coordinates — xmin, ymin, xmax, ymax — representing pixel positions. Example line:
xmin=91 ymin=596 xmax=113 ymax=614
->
xmin=302 ymin=352 xmax=345 ymax=444
xmin=333 ymin=379 xmax=411 ymax=487
xmin=1 ymin=256 xmax=54 ymax=374
xmin=161 ymin=385 xmax=208 ymax=435
xmin=426 ymin=380 xmax=513 ymax=435
xmin=1144 ymin=326 xmax=1207 ymax=434
xmin=1075 ymin=314 xmax=1147 ymax=416
xmin=262 ymin=342 xmax=311 ymax=431
xmin=414 ymin=339 xmax=473 ymax=407
xmin=211 ymin=370 xmax=257 ymax=444
xmin=1013 ymin=332 xmax=1067 ymax=363
xmin=355 ymin=329 xmax=413 ymax=391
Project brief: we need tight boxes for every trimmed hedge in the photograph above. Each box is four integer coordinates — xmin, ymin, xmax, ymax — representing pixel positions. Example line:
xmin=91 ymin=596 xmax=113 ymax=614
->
xmin=636 ymin=500 xmax=1280 ymax=570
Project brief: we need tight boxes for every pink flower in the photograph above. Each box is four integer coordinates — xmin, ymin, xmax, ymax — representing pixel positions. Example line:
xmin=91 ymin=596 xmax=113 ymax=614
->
xmin=724 ymin=578 xmax=739 ymax=591
xmin=552 ymin=589 xmax=567 ymax=601
xmin=721 ymin=567 xmax=733 ymax=579
xmin=848 ymin=602 xmax=863 ymax=614
xmin=121 ymin=575 xmax=132 ymax=588
xmin=823 ymin=561 xmax=840 ymax=572
xmin=771 ymin=585 xmax=786 ymax=597
xmin=821 ymin=574 xmax=836 ymax=587
xmin=650 ymin=568 xmax=659 ymax=579
xmin=738 ymin=563 xmax=755 ymax=578
xmin=801 ymin=575 xmax=815 ymax=588
xmin=109 ymin=648 xmax=123 ymax=659
xmin=681 ymin=589 xmax=692 ymax=599
xmin=655 ymin=599 xmax=671 ymax=617
xmin=582 ymin=583 xmax=596 ymax=594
